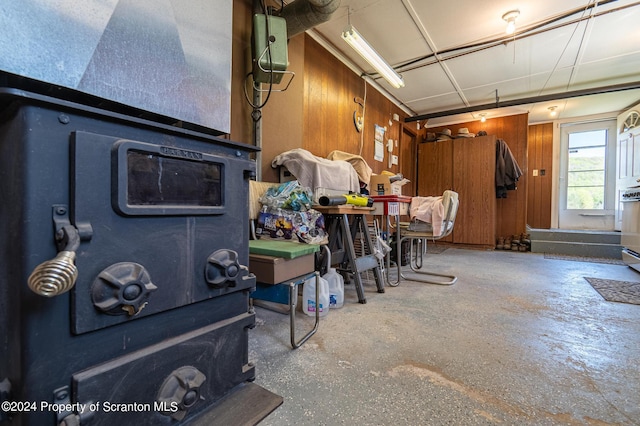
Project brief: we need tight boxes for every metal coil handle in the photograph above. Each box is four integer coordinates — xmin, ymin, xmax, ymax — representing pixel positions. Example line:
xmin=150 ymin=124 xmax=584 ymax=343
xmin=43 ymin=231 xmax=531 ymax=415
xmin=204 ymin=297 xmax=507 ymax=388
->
xmin=28 ymin=251 xmax=78 ymax=297
xmin=28 ymin=225 xmax=80 ymax=297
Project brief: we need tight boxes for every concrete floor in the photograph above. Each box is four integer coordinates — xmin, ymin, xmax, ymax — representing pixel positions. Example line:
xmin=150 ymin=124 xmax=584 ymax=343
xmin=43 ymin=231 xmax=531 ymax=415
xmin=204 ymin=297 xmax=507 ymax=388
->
xmin=249 ymin=247 xmax=640 ymax=426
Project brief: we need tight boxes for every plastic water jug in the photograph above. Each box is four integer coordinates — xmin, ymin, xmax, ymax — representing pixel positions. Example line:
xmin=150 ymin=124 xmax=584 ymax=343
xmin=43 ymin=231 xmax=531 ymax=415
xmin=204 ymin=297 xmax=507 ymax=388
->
xmin=325 ymin=268 xmax=344 ymax=308
xmin=322 ymin=246 xmax=344 ymax=308
xmin=302 ymin=274 xmax=330 ymax=317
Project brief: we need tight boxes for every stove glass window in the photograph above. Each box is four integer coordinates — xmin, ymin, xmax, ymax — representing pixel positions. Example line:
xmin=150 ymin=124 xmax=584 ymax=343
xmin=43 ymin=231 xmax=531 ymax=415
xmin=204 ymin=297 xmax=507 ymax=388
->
xmin=127 ymin=150 xmax=222 ymax=206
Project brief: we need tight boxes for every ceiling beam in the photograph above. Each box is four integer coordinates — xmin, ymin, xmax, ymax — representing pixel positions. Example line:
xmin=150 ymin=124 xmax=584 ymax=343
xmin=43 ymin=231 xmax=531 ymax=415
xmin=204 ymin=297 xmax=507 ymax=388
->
xmin=405 ymin=81 xmax=640 ymax=122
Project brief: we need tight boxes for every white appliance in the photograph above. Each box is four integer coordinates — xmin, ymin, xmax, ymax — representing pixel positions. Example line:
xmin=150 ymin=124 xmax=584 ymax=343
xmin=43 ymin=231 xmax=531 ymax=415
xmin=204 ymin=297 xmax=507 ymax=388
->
xmin=621 ymin=187 xmax=640 ymax=271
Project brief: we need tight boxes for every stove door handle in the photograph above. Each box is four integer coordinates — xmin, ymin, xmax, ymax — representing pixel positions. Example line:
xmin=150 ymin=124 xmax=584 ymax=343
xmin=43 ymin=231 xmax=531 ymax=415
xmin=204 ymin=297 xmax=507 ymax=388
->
xmin=27 ymin=225 xmax=80 ymax=297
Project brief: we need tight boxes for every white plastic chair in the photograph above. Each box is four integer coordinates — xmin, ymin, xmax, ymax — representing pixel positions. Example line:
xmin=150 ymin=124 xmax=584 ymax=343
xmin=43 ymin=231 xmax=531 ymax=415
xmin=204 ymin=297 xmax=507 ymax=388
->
xmin=397 ymin=190 xmax=459 ymax=285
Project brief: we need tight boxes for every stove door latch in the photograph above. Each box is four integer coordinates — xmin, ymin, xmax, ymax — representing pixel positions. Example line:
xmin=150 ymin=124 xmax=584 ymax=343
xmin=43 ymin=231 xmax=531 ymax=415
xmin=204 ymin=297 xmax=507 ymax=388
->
xmin=27 ymin=205 xmax=92 ymax=298
xmin=156 ymin=366 xmax=207 ymax=421
xmin=205 ymin=249 xmax=250 ymax=289
xmin=53 ymin=386 xmax=95 ymax=426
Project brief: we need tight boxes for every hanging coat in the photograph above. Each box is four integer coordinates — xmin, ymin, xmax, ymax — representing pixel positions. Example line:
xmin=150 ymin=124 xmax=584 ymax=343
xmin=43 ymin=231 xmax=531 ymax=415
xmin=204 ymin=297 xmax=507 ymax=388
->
xmin=495 ymin=139 xmax=523 ymax=198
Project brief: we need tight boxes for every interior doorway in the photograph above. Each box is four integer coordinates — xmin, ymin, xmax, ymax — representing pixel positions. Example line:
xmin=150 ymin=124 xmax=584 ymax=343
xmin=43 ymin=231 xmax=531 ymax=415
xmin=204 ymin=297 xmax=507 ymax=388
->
xmin=558 ymin=119 xmax=617 ymax=230
xmin=400 ymin=124 xmax=417 ymax=196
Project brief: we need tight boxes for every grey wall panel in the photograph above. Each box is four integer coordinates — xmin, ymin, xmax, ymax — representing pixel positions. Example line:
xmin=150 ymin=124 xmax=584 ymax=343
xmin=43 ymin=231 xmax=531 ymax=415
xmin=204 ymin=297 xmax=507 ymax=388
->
xmin=0 ymin=0 xmax=232 ymax=134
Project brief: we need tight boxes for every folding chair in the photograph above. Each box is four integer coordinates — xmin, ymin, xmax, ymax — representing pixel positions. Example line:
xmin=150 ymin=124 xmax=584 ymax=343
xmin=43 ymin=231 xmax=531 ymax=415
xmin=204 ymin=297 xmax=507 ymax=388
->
xmin=248 ymin=180 xmax=322 ymax=348
xmin=398 ymin=190 xmax=459 ymax=285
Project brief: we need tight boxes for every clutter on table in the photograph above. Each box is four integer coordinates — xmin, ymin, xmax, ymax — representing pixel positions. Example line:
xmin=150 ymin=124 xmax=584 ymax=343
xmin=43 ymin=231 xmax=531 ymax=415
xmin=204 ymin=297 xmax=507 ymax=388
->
xmin=255 ymin=181 xmax=327 ymax=244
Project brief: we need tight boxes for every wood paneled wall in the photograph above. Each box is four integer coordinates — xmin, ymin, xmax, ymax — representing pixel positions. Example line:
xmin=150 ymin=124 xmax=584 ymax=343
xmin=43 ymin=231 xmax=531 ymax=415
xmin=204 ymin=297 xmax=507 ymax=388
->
xmin=527 ymin=123 xmax=553 ymax=229
xmin=230 ymin=0 xmax=254 ymax=146
xmin=230 ymin=3 xmax=416 ymax=187
xmin=257 ymin=33 xmax=412 ymax=185
xmin=423 ymin=114 xmax=529 ymax=240
xmin=399 ymin=124 xmax=418 ymax=196
xmin=260 ymin=34 xmax=306 ymax=183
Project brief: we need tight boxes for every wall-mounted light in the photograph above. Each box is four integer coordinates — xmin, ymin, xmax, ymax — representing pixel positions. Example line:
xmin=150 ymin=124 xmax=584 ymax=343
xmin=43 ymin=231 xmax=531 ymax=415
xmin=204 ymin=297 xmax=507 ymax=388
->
xmin=548 ymin=106 xmax=557 ymax=117
xmin=479 ymin=113 xmax=487 ymax=123
xmin=502 ymin=10 xmax=520 ymax=35
xmin=342 ymin=25 xmax=405 ymax=88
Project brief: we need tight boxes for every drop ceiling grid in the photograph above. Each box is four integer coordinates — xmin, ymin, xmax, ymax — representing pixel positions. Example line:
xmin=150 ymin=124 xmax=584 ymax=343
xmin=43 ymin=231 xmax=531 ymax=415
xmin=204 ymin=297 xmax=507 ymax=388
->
xmin=308 ymin=0 xmax=640 ymax=123
xmin=318 ymin=0 xmax=429 ymax=69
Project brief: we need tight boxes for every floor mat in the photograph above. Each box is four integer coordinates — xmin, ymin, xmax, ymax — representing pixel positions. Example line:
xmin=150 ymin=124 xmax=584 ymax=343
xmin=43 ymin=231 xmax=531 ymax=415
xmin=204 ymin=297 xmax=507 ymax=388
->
xmin=584 ymin=277 xmax=640 ymax=305
xmin=545 ymin=253 xmax=626 ymax=265
xmin=426 ymin=244 xmax=448 ymax=254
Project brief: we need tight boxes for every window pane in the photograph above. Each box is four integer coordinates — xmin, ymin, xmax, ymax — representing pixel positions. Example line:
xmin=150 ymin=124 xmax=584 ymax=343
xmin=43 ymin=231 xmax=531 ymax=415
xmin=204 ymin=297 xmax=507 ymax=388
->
xmin=568 ymin=147 xmax=605 ymax=171
xmin=127 ymin=150 xmax=222 ymax=206
xmin=566 ymin=131 xmax=605 ymax=210
xmin=567 ymin=186 xmax=604 ymax=209
xmin=568 ymin=129 xmax=607 ymax=148
xmin=567 ymin=170 xmax=605 ymax=186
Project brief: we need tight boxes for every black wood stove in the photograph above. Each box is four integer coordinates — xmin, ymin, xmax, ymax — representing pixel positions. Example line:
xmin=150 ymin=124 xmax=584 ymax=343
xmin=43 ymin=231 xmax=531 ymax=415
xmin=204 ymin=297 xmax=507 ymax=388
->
xmin=0 ymin=78 xmax=282 ymax=425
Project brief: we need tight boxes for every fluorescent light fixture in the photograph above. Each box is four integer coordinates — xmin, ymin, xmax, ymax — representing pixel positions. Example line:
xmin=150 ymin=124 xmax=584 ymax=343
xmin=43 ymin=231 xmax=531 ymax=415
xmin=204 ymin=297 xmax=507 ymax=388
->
xmin=502 ymin=10 xmax=520 ymax=35
xmin=342 ymin=25 xmax=405 ymax=88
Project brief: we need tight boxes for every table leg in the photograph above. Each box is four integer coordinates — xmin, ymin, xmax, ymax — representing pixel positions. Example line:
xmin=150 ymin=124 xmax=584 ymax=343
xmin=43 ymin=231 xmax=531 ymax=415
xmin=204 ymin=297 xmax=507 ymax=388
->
xmin=341 ymin=214 xmax=367 ymax=303
xmin=355 ymin=214 xmax=385 ymax=294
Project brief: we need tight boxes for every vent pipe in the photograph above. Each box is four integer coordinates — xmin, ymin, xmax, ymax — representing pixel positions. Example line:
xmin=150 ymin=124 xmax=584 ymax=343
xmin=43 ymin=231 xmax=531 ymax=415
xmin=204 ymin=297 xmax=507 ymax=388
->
xmin=280 ymin=0 xmax=341 ymax=38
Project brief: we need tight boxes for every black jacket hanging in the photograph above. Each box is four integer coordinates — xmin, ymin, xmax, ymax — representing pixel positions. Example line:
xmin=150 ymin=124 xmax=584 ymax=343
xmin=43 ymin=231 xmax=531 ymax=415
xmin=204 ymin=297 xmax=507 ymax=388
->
xmin=495 ymin=139 xmax=523 ymax=198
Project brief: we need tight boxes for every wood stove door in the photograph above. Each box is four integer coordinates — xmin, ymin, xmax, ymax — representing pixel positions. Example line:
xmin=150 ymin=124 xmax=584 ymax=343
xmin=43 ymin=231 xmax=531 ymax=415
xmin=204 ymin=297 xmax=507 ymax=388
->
xmin=70 ymin=131 xmax=256 ymax=334
xmin=67 ymin=313 xmax=256 ymax=425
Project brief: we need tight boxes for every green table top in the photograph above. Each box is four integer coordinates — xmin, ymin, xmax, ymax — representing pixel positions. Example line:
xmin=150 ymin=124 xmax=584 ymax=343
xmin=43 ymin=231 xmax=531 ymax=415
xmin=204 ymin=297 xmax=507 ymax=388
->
xmin=249 ymin=239 xmax=320 ymax=259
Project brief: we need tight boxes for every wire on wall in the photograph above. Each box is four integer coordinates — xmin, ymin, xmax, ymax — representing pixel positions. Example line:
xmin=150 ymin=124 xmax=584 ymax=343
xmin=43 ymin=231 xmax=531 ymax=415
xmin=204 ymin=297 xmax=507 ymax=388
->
xmin=358 ymin=78 xmax=367 ymax=156
xmin=244 ymin=0 xmax=277 ymax=115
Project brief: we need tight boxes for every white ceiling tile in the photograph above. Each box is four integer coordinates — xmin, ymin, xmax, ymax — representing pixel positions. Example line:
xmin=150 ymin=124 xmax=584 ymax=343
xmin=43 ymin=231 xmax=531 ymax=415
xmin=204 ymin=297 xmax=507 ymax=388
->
xmin=309 ymin=0 xmax=640 ymax=122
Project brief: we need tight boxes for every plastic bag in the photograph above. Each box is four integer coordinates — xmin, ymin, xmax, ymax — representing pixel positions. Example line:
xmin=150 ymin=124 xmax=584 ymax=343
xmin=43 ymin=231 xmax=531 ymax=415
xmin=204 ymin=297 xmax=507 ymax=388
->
xmin=259 ymin=181 xmax=313 ymax=211
xmin=374 ymin=235 xmax=392 ymax=260
xmin=256 ymin=206 xmax=326 ymax=244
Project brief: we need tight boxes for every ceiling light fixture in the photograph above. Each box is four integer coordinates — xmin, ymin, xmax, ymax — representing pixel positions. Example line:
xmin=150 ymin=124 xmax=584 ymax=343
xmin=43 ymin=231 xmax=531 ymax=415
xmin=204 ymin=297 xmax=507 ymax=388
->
xmin=479 ymin=113 xmax=487 ymax=123
xmin=502 ymin=10 xmax=520 ymax=35
xmin=342 ymin=25 xmax=405 ymax=89
xmin=548 ymin=106 xmax=557 ymax=116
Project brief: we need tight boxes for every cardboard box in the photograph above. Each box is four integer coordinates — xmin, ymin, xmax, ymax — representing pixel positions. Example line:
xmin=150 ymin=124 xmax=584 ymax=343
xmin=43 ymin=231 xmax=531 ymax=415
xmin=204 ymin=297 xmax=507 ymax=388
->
xmin=369 ymin=175 xmax=402 ymax=196
xmin=249 ymin=253 xmax=315 ymax=284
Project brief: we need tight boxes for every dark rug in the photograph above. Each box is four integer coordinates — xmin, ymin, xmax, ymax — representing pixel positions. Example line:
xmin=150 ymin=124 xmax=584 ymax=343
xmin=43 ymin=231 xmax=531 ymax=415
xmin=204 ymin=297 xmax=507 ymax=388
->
xmin=545 ymin=253 xmax=626 ymax=265
xmin=584 ymin=277 xmax=640 ymax=305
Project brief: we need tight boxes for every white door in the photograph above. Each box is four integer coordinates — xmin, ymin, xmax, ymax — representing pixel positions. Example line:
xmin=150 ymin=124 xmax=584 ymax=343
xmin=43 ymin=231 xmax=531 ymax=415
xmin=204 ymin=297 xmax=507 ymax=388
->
xmin=558 ymin=119 xmax=617 ymax=230
xmin=615 ymin=112 xmax=640 ymax=231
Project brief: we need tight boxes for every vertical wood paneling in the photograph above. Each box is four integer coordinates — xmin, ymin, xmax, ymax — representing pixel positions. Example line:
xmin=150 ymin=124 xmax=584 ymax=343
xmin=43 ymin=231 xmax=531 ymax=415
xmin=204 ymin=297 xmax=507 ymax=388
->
xmin=423 ymin=114 xmax=528 ymax=240
xmin=453 ymin=136 xmax=496 ymax=245
xmin=229 ymin=0 xmax=254 ymax=146
xmin=527 ymin=123 xmax=553 ymax=229
xmin=417 ymin=141 xmax=453 ymax=196
xmin=299 ymin=35 xmax=412 ymax=189
xmin=255 ymin=34 xmax=415 ymax=190
xmin=416 ymin=136 xmax=496 ymax=245
xmin=400 ymin=125 xmax=417 ymax=196
xmin=417 ymin=140 xmax=454 ymax=242
xmin=528 ymin=125 xmax=541 ymax=227
xmin=260 ymin=33 xmax=306 ymax=183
